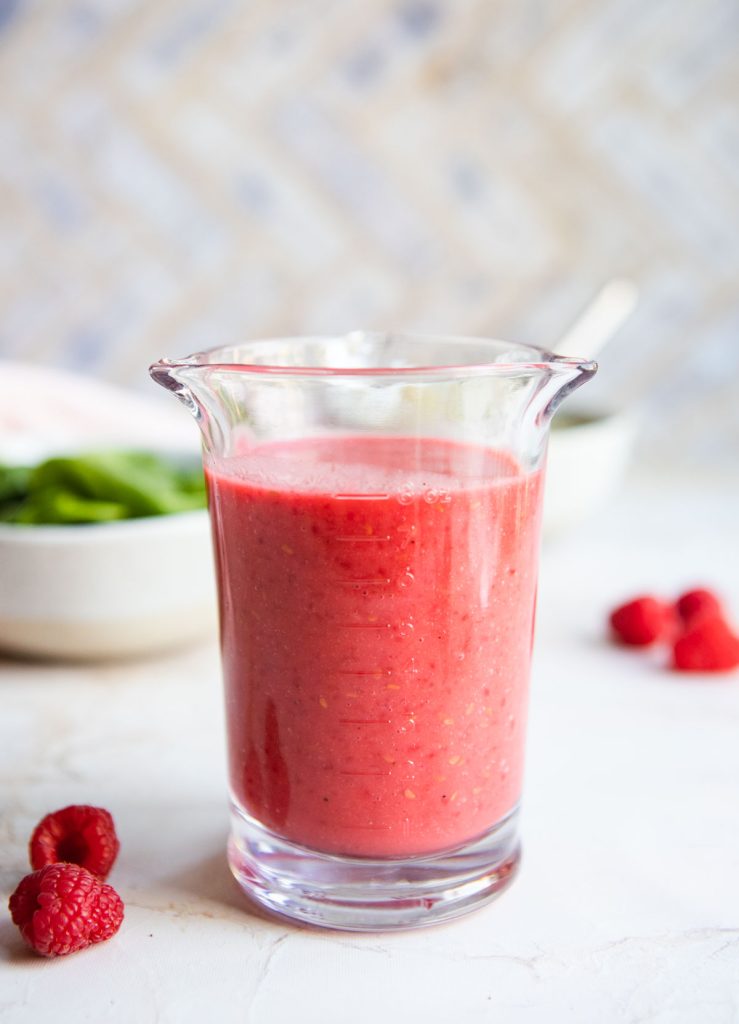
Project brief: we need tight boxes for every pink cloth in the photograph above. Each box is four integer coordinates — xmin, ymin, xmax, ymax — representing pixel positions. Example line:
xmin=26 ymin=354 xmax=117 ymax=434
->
xmin=0 ymin=363 xmax=196 ymax=461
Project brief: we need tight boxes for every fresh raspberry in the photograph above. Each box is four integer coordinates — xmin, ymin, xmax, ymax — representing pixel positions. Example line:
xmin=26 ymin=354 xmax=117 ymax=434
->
xmin=30 ymin=805 xmax=119 ymax=879
xmin=8 ymin=863 xmax=124 ymax=957
xmin=609 ymin=596 xmax=674 ymax=646
xmin=672 ymin=615 xmax=739 ymax=673
xmin=676 ymin=588 xmax=724 ymax=626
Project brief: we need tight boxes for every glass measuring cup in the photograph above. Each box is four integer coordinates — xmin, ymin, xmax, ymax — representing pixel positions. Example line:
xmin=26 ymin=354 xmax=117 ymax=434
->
xmin=151 ymin=332 xmax=596 ymax=931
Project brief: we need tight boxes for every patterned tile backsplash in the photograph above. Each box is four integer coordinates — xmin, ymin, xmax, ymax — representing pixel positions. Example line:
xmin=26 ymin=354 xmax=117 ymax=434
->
xmin=0 ymin=0 xmax=737 ymax=468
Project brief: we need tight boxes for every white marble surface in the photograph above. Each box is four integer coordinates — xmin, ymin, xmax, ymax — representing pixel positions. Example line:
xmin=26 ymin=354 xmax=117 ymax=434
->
xmin=2 ymin=469 xmax=739 ymax=1023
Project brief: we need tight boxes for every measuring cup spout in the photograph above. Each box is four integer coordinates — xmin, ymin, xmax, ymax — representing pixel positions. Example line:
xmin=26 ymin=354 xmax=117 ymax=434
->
xmin=149 ymin=359 xmax=197 ymax=413
xmin=533 ymin=355 xmax=598 ymax=424
xmin=149 ymin=358 xmax=229 ymax=453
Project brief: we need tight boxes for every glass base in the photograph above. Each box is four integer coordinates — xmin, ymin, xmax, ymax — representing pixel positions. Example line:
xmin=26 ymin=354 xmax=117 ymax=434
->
xmin=227 ymin=803 xmax=521 ymax=932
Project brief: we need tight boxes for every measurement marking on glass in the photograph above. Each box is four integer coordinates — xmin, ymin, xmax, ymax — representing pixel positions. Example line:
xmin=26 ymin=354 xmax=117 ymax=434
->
xmin=333 ymin=493 xmax=390 ymax=501
xmin=337 ymin=622 xmax=391 ymax=629
xmin=335 ymin=535 xmax=392 ymax=543
xmin=336 ymin=823 xmax=392 ymax=831
xmin=339 ymin=769 xmax=392 ymax=777
xmin=339 ymin=669 xmax=386 ymax=676
xmin=338 ymin=718 xmax=391 ymax=725
xmin=333 ymin=577 xmax=391 ymax=586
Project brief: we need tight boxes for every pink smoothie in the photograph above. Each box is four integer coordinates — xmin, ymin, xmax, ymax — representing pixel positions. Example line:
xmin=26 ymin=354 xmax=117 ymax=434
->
xmin=206 ymin=436 xmax=543 ymax=857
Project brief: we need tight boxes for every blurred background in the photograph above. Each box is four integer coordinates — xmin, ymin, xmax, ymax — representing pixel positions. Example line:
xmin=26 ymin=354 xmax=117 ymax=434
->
xmin=1 ymin=0 xmax=737 ymax=472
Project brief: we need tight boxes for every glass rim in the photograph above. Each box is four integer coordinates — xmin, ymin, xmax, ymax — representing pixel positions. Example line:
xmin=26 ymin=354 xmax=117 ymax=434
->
xmin=150 ymin=331 xmax=597 ymax=381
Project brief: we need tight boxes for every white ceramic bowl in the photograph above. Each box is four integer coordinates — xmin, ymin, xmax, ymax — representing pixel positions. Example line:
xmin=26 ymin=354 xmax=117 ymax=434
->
xmin=544 ymin=407 xmax=638 ymax=536
xmin=0 ymin=510 xmax=217 ymax=661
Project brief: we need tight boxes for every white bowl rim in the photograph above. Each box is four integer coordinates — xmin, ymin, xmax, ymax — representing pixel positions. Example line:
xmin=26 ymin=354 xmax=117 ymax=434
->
xmin=551 ymin=404 xmax=637 ymax=425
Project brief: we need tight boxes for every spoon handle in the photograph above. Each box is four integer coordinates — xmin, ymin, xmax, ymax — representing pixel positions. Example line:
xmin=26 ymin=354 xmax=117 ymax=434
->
xmin=553 ymin=278 xmax=638 ymax=361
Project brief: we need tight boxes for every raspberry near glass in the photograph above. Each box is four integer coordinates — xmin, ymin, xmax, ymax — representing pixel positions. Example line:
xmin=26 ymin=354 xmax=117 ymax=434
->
xmin=151 ymin=332 xmax=596 ymax=930
xmin=9 ymin=863 xmax=124 ymax=958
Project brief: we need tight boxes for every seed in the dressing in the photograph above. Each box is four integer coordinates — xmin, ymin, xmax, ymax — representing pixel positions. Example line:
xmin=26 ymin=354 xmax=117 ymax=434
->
xmin=382 ymin=754 xmax=396 ymax=764
xmin=386 ymin=684 xmax=400 ymax=690
xmin=319 ymin=696 xmax=328 ymax=709
xmin=465 ymin=703 xmax=474 ymax=716
xmin=281 ymin=544 xmax=294 ymax=555
xmin=404 ymin=789 xmax=416 ymax=800
xmin=450 ymin=792 xmax=458 ymax=802
xmin=443 ymin=717 xmax=454 ymax=726
xmin=448 ymin=755 xmax=461 ymax=766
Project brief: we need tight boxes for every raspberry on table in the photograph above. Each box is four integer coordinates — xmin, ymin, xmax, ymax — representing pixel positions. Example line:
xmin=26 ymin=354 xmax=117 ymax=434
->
xmin=609 ymin=596 xmax=674 ymax=647
xmin=676 ymin=588 xmax=724 ymax=626
xmin=30 ymin=805 xmax=120 ymax=879
xmin=672 ymin=615 xmax=739 ymax=673
xmin=8 ymin=863 xmax=124 ymax=958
